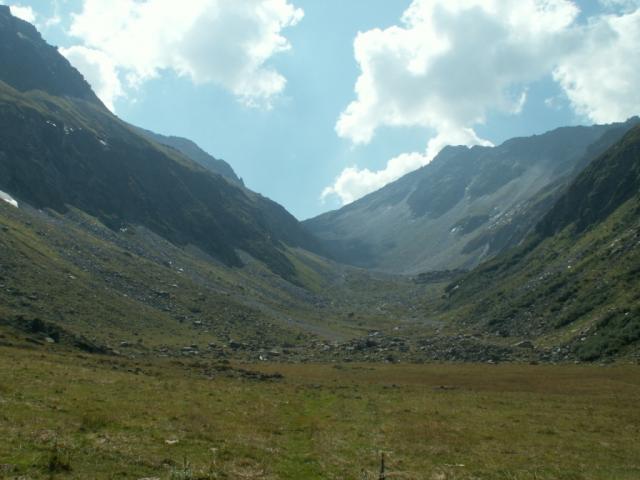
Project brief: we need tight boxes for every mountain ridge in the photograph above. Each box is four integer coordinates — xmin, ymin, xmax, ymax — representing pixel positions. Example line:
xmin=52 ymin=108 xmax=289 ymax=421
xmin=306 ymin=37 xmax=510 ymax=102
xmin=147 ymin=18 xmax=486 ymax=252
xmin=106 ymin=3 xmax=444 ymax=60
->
xmin=439 ymin=124 xmax=640 ymax=360
xmin=0 ymin=6 xmax=100 ymax=105
xmin=305 ymin=118 xmax=640 ymax=274
xmin=0 ymin=9 xmax=320 ymax=280
xmin=136 ymin=127 xmax=245 ymax=186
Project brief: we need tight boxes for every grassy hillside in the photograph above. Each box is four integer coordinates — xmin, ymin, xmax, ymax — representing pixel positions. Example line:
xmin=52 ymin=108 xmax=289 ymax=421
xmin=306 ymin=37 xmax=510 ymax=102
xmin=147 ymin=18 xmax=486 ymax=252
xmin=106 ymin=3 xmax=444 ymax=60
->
xmin=440 ymin=126 xmax=640 ymax=361
xmin=0 ymin=196 xmax=446 ymax=360
xmin=0 ymin=200 xmax=306 ymax=354
xmin=3 ymin=176 xmax=638 ymax=364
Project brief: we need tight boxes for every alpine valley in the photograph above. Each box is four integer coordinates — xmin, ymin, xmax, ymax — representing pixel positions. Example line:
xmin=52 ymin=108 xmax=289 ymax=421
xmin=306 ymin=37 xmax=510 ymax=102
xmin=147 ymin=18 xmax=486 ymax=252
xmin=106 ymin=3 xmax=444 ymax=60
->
xmin=1 ymin=6 xmax=639 ymax=479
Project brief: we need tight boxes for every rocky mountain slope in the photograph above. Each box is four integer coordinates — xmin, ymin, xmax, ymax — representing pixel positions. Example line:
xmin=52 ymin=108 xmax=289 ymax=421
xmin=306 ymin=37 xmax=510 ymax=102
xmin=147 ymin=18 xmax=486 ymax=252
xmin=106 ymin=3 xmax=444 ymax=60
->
xmin=137 ymin=127 xmax=244 ymax=185
xmin=0 ymin=6 xmax=99 ymax=105
xmin=2 ymin=5 xmax=639 ymax=364
xmin=438 ymin=125 xmax=640 ymax=361
xmin=0 ymin=6 xmax=320 ymax=280
xmin=136 ymin=126 xmax=328 ymax=264
xmin=0 ymin=192 xmax=447 ymax=361
xmin=0 ymin=7 xmax=440 ymax=359
xmin=306 ymin=119 xmax=639 ymax=274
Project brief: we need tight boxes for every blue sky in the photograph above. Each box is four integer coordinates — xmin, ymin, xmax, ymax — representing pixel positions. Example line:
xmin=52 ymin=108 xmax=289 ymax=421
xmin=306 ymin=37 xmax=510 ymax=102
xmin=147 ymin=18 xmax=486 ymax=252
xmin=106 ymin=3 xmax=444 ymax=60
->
xmin=5 ymin=0 xmax=640 ymax=219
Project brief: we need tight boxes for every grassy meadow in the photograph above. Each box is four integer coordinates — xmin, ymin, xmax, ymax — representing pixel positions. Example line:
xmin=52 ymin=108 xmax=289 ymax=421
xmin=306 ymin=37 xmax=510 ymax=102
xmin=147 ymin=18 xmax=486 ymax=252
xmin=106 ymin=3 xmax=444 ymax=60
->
xmin=1 ymin=346 xmax=639 ymax=479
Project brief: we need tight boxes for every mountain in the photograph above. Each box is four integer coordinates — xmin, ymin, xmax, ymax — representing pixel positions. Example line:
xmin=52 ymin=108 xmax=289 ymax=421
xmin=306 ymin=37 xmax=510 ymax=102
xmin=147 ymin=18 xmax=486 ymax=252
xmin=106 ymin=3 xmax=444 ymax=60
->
xmin=134 ymin=127 xmax=326 ymax=258
xmin=136 ymin=128 xmax=244 ymax=185
xmin=0 ymin=6 xmax=320 ymax=280
xmin=2 ymin=5 xmax=639 ymax=364
xmin=0 ymin=6 xmax=100 ymax=105
xmin=305 ymin=119 xmax=639 ymax=274
xmin=439 ymin=125 xmax=640 ymax=361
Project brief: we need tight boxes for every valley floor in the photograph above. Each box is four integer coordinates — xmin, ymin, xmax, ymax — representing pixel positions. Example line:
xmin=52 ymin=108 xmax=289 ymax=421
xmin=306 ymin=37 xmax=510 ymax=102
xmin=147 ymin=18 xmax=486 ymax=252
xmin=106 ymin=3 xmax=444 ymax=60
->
xmin=1 ymin=346 xmax=639 ymax=479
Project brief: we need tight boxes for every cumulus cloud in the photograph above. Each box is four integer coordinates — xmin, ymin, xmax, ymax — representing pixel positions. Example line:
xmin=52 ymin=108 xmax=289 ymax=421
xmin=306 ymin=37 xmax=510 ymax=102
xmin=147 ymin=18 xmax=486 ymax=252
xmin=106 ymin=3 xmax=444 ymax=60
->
xmin=59 ymin=46 xmax=123 ymax=111
xmin=64 ymin=0 xmax=303 ymax=110
xmin=324 ymin=0 xmax=640 ymax=206
xmin=1 ymin=2 xmax=36 ymax=23
xmin=321 ymin=153 xmax=426 ymax=205
xmin=553 ymin=9 xmax=640 ymax=123
xmin=335 ymin=0 xmax=578 ymax=147
xmin=322 ymin=128 xmax=492 ymax=204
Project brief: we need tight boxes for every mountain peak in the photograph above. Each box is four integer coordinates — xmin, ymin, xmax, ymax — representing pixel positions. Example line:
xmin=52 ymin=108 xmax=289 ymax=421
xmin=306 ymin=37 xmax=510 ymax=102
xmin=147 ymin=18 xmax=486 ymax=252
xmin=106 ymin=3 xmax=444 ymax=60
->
xmin=136 ymin=127 xmax=245 ymax=186
xmin=0 ymin=6 xmax=101 ymax=105
xmin=305 ymin=120 xmax=638 ymax=273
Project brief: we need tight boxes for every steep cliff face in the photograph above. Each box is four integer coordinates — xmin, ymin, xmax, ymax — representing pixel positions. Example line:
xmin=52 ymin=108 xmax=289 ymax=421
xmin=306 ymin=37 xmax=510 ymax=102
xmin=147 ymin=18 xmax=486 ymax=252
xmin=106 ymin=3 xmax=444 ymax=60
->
xmin=537 ymin=126 xmax=640 ymax=237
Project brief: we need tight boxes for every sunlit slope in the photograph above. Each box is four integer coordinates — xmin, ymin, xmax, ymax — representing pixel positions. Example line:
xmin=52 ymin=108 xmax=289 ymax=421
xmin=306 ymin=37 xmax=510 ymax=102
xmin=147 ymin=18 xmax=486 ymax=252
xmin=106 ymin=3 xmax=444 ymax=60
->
xmin=440 ymin=125 xmax=640 ymax=360
xmin=306 ymin=120 xmax=639 ymax=274
xmin=0 ymin=196 xmax=442 ymax=357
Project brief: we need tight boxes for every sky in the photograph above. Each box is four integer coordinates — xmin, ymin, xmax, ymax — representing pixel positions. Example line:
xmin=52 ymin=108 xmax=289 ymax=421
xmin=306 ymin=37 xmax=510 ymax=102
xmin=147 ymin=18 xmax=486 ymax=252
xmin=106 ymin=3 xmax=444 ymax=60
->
xmin=3 ymin=0 xmax=640 ymax=220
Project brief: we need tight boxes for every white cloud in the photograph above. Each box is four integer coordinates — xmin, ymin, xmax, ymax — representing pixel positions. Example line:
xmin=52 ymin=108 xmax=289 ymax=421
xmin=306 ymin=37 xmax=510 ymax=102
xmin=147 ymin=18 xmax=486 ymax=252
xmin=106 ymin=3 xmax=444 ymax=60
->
xmin=325 ymin=0 xmax=640 ymax=206
xmin=1 ymin=3 xmax=36 ymax=23
xmin=64 ymin=0 xmax=303 ymax=109
xmin=599 ymin=0 xmax=640 ymax=12
xmin=321 ymin=153 xmax=426 ymax=205
xmin=326 ymin=0 xmax=579 ymax=205
xmin=336 ymin=0 xmax=578 ymax=146
xmin=322 ymin=128 xmax=492 ymax=205
xmin=42 ymin=0 xmax=63 ymax=28
xmin=553 ymin=9 xmax=640 ymax=123
xmin=44 ymin=15 xmax=61 ymax=28
xmin=59 ymin=46 xmax=123 ymax=111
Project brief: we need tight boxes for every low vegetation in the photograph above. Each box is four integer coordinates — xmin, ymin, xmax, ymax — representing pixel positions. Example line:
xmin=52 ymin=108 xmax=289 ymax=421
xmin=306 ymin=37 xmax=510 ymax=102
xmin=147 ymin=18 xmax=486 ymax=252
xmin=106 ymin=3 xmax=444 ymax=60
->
xmin=1 ymin=346 xmax=639 ymax=479
xmin=437 ymin=126 xmax=640 ymax=361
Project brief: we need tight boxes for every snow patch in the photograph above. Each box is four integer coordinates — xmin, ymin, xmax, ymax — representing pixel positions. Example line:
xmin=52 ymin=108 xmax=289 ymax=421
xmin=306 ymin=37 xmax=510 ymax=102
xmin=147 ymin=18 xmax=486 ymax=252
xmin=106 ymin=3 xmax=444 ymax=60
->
xmin=0 ymin=190 xmax=18 ymax=208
